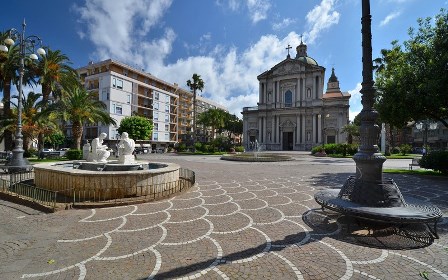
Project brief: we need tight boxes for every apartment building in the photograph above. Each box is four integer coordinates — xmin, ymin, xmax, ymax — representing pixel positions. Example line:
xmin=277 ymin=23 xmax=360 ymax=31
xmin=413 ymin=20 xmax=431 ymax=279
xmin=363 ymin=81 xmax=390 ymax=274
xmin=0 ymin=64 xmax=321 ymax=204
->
xmin=76 ymin=59 xmax=226 ymax=150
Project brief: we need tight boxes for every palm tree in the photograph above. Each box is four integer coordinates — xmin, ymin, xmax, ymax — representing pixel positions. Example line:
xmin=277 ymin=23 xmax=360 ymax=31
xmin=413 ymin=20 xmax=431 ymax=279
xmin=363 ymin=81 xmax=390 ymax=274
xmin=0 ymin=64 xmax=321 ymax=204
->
xmin=0 ymin=31 xmax=20 ymax=150
xmin=186 ymin=73 xmax=204 ymax=150
xmin=44 ymin=77 xmax=116 ymax=150
xmin=35 ymin=48 xmax=74 ymax=149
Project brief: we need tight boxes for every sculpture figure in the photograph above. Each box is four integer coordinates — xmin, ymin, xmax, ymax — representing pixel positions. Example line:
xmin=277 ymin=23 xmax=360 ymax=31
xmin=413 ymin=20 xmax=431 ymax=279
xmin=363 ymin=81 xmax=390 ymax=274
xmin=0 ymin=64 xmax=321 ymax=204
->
xmin=118 ymin=132 xmax=136 ymax=164
xmin=90 ymin=133 xmax=111 ymax=162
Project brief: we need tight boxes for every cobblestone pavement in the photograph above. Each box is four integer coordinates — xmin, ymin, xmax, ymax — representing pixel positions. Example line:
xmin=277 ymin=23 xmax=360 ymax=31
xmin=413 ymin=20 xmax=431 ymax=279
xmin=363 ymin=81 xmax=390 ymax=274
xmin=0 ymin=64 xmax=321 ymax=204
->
xmin=0 ymin=153 xmax=447 ymax=280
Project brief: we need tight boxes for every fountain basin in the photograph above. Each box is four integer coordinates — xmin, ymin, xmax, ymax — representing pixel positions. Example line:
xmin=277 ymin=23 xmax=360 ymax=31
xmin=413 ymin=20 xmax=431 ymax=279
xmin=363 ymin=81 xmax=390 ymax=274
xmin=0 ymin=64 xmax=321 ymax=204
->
xmin=33 ymin=161 xmax=180 ymax=200
xmin=221 ymin=153 xmax=293 ymax=162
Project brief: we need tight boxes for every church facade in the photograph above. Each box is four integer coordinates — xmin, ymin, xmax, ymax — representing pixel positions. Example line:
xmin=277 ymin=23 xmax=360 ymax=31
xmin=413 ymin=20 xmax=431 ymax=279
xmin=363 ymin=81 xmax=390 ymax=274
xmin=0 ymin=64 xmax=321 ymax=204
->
xmin=242 ymin=41 xmax=351 ymax=151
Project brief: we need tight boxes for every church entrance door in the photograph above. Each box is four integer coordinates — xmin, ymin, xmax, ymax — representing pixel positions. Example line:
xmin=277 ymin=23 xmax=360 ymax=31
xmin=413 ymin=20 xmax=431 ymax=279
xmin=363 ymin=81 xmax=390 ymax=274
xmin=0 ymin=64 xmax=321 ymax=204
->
xmin=282 ymin=132 xmax=293 ymax=150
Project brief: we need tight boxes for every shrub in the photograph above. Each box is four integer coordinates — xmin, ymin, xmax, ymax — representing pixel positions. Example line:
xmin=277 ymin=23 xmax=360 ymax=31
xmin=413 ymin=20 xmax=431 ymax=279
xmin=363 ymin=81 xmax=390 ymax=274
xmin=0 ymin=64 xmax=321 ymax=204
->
xmin=419 ymin=151 xmax=448 ymax=175
xmin=177 ymin=143 xmax=187 ymax=152
xmin=24 ymin=148 xmax=38 ymax=158
xmin=312 ymin=144 xmax=358 ymax=156
xmin=234 ymin=146 xmax=245 ymax=152
xmin=391 ymin=146 xmax=401 ymax=154
xmin=65 ymin=149 xmax=83 ymax=160
xmin=399 ymin=144 xmax=412 ymax=155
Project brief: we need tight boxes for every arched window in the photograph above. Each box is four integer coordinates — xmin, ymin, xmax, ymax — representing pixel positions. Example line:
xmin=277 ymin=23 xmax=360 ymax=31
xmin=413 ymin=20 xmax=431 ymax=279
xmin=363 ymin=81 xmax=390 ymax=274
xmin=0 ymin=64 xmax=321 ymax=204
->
xmin=284 ymin=90 xmax=292 ymax=107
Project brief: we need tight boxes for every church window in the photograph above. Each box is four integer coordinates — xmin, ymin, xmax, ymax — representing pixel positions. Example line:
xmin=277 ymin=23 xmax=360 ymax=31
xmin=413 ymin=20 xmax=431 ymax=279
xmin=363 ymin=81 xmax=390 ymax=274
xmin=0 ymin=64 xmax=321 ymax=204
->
xmin=284 ymin=90 xmax=292 ymax=107
xmin=306 ymin=88 xmax=311 ymax=99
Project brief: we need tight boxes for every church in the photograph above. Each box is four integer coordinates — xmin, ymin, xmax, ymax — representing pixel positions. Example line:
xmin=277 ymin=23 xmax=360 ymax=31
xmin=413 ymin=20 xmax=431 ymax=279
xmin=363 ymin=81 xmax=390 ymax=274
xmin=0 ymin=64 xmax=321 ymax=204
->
xmin=242 ymin=40 xmax=351 ymax=151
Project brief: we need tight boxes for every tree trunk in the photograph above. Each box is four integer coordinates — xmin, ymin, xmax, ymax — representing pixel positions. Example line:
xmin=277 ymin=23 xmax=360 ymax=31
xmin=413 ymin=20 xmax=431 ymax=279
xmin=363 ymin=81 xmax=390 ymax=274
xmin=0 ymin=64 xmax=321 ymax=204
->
xmin=72 ymin=121 xmax=83 ymax=150
xmin=3 ymin=82 xmax=13 ymax=150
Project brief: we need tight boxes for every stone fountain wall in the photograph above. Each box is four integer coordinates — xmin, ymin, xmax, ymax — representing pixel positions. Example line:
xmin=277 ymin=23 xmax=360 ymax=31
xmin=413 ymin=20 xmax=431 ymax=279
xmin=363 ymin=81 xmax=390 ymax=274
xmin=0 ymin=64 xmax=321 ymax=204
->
xmin=33 ymin=162 xmax=180 ymax=200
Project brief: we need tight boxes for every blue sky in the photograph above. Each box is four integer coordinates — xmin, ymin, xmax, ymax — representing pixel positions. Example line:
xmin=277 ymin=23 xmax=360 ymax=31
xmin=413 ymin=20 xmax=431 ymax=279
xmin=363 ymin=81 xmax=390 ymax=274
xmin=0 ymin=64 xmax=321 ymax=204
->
xmin=1 ymin=0 xmax=447 ymax=120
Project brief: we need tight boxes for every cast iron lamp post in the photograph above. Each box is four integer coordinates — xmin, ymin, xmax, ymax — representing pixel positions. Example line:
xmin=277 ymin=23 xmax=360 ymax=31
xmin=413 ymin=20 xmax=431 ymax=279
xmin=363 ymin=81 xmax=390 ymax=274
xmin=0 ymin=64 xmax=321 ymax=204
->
xmin=0 ymin=19 xmax=46 ymax=171
xmin=415 ymin=120 xmax=439 ymax=151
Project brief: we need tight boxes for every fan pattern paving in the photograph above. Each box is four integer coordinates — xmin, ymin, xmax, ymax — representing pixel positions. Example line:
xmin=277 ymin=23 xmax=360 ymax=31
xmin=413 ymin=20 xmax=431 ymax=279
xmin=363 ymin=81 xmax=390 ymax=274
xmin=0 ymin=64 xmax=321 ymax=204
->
xmin=13 ymin=176 xmax=448 ymax=279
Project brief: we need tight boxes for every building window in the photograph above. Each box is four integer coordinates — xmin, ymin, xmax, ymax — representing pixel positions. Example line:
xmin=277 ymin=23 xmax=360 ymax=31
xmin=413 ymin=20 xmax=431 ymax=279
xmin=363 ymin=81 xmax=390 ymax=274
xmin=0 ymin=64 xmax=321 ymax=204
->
xmin=116 ymin=79 xmax=123 ymax=89
xmin=115 ymin=105 xmax=122 ymax=115
xmin=127 ymin=94 xmax=131 ymax=104
xmin=112 ymin=78 xmax=116 ymax=88
xmin=154 ymin=112 xmax=159 ymax=120
xmin=153 ymin=132 xmax=158 ymax=141
xmin=284 ymin=90 xmax=292 ymax=107
xmin=165 ymin=124 xmax=169 ymax=131
xmin=165 ymin=133 xmax=169 ymax=140
xmin=154 ymin=123 xmax=159 ymax=131
xmin=165 ymin=104 xmax=169 ymax=113
xmin=165 ymin=115 xmax=169 ymax=122
xmin=102 ymin=88 xmax=109 ymax=101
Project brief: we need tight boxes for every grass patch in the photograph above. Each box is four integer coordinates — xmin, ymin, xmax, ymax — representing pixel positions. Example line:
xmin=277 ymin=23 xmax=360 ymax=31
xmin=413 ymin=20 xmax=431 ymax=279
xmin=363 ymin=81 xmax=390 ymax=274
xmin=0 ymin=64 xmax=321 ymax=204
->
xmin=28 ymin=157 xmax=69 ymax=163
xmin=383 ymin=168 xmax=446 ymax=177
xmin=176 ymin=151 xmax=226 ymax=156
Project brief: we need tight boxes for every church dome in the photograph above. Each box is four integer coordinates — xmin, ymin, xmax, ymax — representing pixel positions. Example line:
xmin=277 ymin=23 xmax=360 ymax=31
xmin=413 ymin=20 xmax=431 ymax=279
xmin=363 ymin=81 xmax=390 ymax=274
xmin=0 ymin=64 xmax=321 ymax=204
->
xmin=297 ymin=56 xmax=318 ymax=66
xmin=295 ymin=40 xmax=318 ymax=66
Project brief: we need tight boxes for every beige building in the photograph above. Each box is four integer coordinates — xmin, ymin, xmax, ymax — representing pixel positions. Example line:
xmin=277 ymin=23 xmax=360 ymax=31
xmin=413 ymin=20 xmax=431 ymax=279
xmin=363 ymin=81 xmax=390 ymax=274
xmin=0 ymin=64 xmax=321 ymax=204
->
xmin=242 ymin=41 xmax=350 ymax=151
xmin=76 ymin=59 xmax=226 ymax=150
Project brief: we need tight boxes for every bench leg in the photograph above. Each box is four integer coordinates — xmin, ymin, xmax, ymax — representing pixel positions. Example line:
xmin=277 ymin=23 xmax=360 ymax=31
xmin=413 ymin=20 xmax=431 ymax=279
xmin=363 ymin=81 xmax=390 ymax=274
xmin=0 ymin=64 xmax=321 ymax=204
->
xmin=427 ymin=221 xmax=439 ymax=239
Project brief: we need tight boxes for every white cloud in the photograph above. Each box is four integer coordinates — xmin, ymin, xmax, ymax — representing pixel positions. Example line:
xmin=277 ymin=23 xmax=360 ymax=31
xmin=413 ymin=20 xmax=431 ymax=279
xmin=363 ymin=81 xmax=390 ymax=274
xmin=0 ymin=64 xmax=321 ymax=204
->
xmin=216 ymin=0 xmax=271 ymax=24
xmin=184 ymin=33 xmax=213 ymax=55
xmin=348 ymin=83 xmax=362 ymax=121
xmin=247 ymin=0 xmax=271 ymax=24
xmin=74 ymin=0 xmax=173 ymax=64
xmin=304 ymin=0 xmax=340 ymax=44
xmin=379 ymin=11 xmax=401 ymax=27
xmin=272 ymin=18 xmax=297 ymax=31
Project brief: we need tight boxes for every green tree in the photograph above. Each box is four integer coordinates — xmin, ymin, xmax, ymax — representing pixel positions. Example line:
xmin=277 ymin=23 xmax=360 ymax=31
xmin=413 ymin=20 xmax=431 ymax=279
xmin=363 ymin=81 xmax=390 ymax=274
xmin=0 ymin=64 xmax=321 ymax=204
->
xmin=117 ymin=116 xmax=153 ymax=140
xmin=44 ymin=75 xmax=116 ymax=149
xmin=0 ymin=31 xmax=20 ymax=150
xmin=224 ymin=113 xmax=243 ymax=144
xmin=341 ymin=122 xmax=359 ymax=144
xmin=187 ymin=73 xmax=204 ymax=149
xmin=46 ymin=132 xmax=65 ymax=150
xmin=35 ymin=48 xmax=74 ymax=150
xmin=374 ymin=9 xmax=448 ymax=128
xmin=197 ymin=108 xmax=227 ymax=140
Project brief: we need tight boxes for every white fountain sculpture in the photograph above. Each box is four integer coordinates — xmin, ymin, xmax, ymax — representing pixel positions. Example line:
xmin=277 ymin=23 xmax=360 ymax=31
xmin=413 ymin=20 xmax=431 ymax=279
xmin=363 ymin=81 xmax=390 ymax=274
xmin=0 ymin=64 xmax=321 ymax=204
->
xmin=88 ymin=132 xmax=111 ymax=163
xmin=117 ymin=132 xmax=136 ymax=164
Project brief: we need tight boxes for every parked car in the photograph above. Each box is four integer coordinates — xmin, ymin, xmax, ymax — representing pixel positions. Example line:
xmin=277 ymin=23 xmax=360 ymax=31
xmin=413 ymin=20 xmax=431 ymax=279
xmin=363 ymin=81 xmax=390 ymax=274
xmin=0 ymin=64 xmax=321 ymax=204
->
xmin=134 ymin=147 xmax=149 ymax=154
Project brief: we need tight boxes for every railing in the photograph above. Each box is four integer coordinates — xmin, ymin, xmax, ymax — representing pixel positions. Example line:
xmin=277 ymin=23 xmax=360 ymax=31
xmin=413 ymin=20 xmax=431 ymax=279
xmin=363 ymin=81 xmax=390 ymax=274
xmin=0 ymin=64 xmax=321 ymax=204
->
xmin=0 ymin=170 xmax=61 ymax=210
xmin=0 ymin=168 xmax=196 ymax=209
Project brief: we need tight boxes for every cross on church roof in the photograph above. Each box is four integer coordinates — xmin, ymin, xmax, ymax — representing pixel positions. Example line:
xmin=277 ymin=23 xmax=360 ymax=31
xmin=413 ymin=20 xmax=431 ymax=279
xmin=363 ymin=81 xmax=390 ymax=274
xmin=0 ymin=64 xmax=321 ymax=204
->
xmin=286 ymin=44 xmax=292 ymax=58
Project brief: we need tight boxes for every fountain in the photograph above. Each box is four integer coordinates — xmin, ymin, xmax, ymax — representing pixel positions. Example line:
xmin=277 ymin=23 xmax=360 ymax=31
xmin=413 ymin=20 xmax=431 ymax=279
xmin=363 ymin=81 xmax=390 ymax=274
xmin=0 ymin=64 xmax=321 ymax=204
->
xmin=221 ymin=140 xmax=293 ymax=162
xmin=33 ymin=133 xmax=184 ymax=200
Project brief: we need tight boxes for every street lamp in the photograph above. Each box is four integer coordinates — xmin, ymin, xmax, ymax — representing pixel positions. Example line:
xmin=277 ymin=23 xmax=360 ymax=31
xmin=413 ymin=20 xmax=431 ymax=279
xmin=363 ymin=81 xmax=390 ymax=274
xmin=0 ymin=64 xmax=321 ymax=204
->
xmin=1 ymin=19 xmax=46 ymax=171
xmin=415 ymin=120 xmax=438 ymax=151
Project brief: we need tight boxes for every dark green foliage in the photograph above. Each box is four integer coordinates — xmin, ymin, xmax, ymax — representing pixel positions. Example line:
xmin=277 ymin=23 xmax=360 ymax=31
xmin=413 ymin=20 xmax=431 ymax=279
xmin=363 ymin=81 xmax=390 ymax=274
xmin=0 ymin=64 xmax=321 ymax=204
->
xmin=311 ymin=144 xmax=358 ymax=156
xmin=65 ymin=149 xmax=83 ymax=160
xmin=177 ymin=143 xmax=187 ymax=152
xmin=391 ymin=147 xmax=401 ymax=154
xmin=234 ymin=146 xmax=245 ymax=152
xmin=118 ymin=116 xmax=153 ymax=140
xmin=399 ymin=144 xmax=412 ymax=155
xmin=46 ymin=132 xmax=65 ymax=149
xmin=374 ymin=9 xmax=448 ymax=128
xmin=24 ymin=148 xmax=38 ymax=158
xmin=419 ymin=151 xmax=448 ymax=174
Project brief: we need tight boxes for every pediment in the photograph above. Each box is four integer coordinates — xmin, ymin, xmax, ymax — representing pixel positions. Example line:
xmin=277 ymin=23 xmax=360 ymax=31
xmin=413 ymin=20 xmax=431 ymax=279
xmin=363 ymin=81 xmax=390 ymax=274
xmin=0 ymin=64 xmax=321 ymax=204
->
xmin=279 ymin=119 xmax=296 ymax=128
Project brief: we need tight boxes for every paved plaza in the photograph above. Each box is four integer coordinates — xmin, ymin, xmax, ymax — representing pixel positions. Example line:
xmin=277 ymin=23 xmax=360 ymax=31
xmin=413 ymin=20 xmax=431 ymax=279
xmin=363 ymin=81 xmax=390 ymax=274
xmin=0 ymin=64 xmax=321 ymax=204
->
xmin=0 ymin=153 xmax=447 ymax=279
